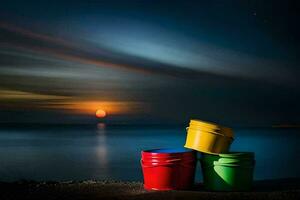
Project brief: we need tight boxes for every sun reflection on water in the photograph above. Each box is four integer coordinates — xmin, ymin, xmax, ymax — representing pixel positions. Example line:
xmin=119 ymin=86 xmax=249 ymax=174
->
xmin=94 ymin=123 xmax=109 ymax=177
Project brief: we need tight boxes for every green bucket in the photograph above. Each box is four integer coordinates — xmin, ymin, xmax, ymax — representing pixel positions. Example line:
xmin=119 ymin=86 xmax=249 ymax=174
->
xmin=201 ymin=152 xmax=255 ymax=191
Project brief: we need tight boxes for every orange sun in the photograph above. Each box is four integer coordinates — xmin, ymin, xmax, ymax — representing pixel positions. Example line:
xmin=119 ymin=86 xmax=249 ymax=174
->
xmin=95 ymin=109 xmax=106 ymax=118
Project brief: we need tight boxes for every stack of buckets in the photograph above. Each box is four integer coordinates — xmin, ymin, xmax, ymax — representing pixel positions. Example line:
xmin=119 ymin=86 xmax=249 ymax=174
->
xmin=141 ymin=119 xmax=255 ymax=191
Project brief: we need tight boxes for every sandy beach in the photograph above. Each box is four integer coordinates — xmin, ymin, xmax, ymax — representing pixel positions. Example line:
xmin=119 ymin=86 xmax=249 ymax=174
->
xmin=0 ymin=179 xmax=299 ymax=200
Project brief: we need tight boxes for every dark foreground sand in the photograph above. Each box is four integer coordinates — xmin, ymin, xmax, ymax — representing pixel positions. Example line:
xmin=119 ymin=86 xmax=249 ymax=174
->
xmin=0 ymin=179 xmax=299 ymax=200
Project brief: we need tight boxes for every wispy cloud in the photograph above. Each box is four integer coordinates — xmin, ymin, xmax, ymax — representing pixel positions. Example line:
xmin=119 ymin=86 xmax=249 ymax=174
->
xmin=0 ymin=20 xmax=298 ymax=125
xmin=0 ymin=89 xmax=70 ymax=100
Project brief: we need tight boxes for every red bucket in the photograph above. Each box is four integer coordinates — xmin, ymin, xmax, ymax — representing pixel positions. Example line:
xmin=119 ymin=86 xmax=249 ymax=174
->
xmin=141 ymin=148 xmax=196 ymax=190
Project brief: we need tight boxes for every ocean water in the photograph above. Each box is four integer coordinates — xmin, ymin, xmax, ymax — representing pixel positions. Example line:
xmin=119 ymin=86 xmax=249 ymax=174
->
xmin=0 ymin=124 xmax=299 ymax=182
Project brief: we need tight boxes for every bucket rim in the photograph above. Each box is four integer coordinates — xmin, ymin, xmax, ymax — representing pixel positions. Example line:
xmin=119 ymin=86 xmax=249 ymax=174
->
xmin=186 ymin=127 xmax=234 ymax=140
xmin=213 ymin=160 xmax=255 ymax=167
xmin=217 ymin=158 xmax=254 ymax=164
xmin=142 ymin=148 xmax=194 ymax=154
xmin=189 ymin=119 xmax=220 ymax=128
xmin=200 ymin=160 xmax=254 ymax=165
xmin=219 ymin=152 xmax=255 ymax=158
xmin=189 ymin=119 xmax=234 ymax=138
xmin=200 ymin=153 xmax=254 ymax=164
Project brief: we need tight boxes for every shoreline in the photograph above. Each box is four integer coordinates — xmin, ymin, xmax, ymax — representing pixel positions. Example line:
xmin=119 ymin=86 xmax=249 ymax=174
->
xmin=0 ymin=178 xmax=299 ymax=200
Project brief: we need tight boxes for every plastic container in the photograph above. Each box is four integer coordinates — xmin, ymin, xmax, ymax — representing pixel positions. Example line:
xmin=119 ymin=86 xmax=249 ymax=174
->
xmin=141 ymin=148 xmax=196 ymax=190
xmin=201 ymin=152 xmax=255 ymax=191
xmin=184 ymin=120 xmax=234 ymax=154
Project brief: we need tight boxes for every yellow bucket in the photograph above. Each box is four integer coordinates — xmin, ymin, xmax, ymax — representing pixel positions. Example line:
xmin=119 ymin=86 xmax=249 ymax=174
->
xmin=184 ymin=120 xmax=234 ymax=154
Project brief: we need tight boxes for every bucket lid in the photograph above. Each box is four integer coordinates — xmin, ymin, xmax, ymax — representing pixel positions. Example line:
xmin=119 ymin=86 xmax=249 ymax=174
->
xmin=189 ymin=119 xmax=234 ymax=138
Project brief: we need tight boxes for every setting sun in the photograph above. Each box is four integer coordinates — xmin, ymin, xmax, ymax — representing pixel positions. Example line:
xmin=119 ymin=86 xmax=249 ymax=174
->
xmin=95 ymin=109 xmax=106 ymax=118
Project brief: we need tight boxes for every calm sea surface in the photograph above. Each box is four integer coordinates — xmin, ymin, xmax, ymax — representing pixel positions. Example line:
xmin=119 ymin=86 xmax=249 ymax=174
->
xmin=0 ymin=124 xmax=299 ymax=182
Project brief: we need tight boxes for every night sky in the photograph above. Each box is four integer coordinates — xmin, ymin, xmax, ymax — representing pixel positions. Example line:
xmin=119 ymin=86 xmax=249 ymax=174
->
xmin=0 ymin=0 xmax=299 ymax=126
